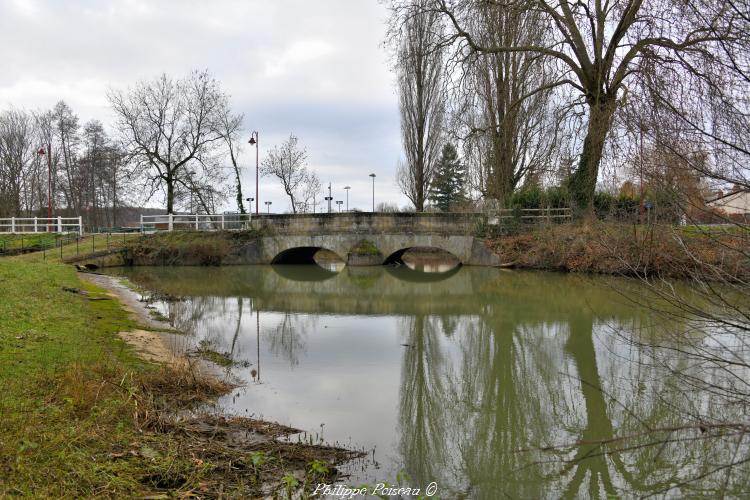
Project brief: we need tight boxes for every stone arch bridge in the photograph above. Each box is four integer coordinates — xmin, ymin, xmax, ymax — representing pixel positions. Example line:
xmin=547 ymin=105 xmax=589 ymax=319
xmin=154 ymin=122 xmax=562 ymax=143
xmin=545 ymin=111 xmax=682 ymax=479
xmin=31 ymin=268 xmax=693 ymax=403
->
xmin=241 ymin=213 xmax=501 ymax=267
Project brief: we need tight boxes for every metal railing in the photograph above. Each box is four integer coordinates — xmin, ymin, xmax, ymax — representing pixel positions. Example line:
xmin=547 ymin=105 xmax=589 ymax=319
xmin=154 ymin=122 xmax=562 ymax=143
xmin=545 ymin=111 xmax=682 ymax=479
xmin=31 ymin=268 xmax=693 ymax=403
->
xmin=0 ymin=216 xmax=83 ymax=235
xmin=486 ymin=207 xmax=572 ymax=224
xmin=140 ymin=213 xmax=253 ymax=232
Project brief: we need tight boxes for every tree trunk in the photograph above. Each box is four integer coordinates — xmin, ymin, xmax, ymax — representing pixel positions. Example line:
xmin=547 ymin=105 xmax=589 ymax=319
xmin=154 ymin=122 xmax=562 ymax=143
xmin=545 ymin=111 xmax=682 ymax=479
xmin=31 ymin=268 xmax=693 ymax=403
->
xmin=415 ymin=154 xmax=425 ymax=212
xmin=166 ymin=175 xmax=174 ymax=214
xmin=235 ymin=174 xmax=245 ymax=215
xmin=570 ymin=97 xmax=617 ymax=219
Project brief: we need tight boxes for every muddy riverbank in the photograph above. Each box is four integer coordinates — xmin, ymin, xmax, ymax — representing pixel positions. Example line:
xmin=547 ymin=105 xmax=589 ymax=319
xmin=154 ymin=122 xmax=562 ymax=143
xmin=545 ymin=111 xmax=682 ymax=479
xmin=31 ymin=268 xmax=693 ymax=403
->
xmin=76 ymin=270 xmax=363 ymax=497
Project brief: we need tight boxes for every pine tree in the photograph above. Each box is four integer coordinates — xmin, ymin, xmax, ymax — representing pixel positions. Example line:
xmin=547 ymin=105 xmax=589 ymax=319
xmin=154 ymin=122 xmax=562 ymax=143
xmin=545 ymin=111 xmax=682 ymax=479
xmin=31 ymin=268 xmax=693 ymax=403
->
xmin=429 ymin=143 xmax=465 ymax=211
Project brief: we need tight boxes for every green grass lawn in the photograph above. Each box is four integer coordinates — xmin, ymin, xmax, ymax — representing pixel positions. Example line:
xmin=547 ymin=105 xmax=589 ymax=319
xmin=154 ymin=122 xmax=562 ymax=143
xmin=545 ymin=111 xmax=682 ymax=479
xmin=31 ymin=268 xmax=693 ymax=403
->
xmin=0 ymin=257 xmax=211 ymax=497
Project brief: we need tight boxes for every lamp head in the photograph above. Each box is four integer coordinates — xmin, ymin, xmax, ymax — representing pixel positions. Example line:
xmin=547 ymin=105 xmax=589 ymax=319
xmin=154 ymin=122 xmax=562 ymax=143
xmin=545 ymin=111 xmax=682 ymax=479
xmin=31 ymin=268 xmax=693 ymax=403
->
xmin=248 ymin=137 xmax=257 ymax=145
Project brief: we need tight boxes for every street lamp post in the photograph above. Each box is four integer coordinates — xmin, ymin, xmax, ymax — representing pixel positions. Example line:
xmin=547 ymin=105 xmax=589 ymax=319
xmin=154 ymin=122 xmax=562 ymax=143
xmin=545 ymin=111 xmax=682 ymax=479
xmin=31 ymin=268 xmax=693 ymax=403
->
xmin=265 ymin=201 xmax=272 ymax=214
xmin=344 ymin=186 xmax=350 ymax=212
xmin=245 ymin=197 xmax=254 ymax=225
xmin=37 ymin=146 xmax=52 ymax=231
xmin=369 ymin=173 xmax=376 ymax=212
xmin=336 ymin=200 xmax=343 ymax=212
xmin=248 ymin=131 xmax=259 ymax=215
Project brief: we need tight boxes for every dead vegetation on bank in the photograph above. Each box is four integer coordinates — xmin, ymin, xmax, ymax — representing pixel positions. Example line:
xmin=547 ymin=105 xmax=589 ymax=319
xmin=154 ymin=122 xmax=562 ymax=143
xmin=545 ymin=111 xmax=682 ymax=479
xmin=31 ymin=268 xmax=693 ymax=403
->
xmin=77 ymin=273 xmax=363 ymax=498
xmin=122 ymin=231 xmax=260 ymax=266
xmin=488 ymin=223 xmax=750 ymax=280
xmin=47 ymin=354 xmax=361 ymax=499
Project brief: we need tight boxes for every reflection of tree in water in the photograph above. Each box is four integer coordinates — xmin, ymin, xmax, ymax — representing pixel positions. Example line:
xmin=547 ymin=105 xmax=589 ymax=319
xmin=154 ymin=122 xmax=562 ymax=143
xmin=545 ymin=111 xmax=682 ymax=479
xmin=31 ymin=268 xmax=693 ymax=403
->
xmin=397 ymin=315 xmax=449 ymax=486
xmin=450 ymin=315 xmax=572 ymax=498
xmin=267 ymin=313 xmax=315 ymax=367
xmin=165 ymin=296 xmax=250 ymax=364
xmin=396 ymin=307 xmax=718 ymax=498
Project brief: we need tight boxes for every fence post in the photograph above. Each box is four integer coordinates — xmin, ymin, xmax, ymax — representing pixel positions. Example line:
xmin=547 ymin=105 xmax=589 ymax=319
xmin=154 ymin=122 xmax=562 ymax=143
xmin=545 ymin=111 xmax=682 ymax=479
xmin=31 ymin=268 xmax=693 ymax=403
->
xmin=11 ymin=217 xmax=15 ymax=234
xmin=34 ymin=217 xmax=38 ymax=233
xmin=195 ymin=214 xmax=199 ymax=230
xmin=168 ymin=214 xmax=174 ymax=232
xmin=140 ymin=214 xmax=144 ymax=233
xmin=57 ymin=216 xmax=62 ymax=233
xmin=79 ymin=216 xmax=83 ymax=236
xmin=221 ymin=214 xmax=225 ymax=230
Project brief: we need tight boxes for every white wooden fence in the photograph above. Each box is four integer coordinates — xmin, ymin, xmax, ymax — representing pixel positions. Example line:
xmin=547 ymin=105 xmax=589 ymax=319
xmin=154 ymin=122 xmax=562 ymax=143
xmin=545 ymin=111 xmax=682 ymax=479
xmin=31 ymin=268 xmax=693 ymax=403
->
xmin=0 ymin=216 xmax=83 ymax=235
xmin=140 ymin=213 xmax=252 ymax=232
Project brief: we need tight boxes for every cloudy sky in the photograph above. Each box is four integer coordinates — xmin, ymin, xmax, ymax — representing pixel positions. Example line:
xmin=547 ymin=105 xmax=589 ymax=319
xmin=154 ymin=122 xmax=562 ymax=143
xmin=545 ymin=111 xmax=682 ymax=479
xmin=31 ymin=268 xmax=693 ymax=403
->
xmin=0 ymin=0 xmax=406 ymax=212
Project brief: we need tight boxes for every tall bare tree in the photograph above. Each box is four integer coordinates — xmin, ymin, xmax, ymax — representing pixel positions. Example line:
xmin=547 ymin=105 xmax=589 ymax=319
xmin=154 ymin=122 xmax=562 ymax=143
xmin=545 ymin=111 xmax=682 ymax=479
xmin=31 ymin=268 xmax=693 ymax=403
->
xmin=394 ymin=0 xmax=445 ymax=211
xmin=108 ymin=70 xmax=231 ymax=214
xmin=52 ymin=101 xmax=81 ymax=213
xmin=457 ymin=1 xmax=562 ymax=206
xmin=218 ymin=109 xmax=247 ymax=214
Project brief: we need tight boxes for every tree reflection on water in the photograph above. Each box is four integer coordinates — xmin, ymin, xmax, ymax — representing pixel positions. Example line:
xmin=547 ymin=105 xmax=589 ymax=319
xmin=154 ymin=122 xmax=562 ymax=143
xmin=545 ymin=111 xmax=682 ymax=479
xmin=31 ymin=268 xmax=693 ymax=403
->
xmin=113 ymin=265 xmax=750 ymax=497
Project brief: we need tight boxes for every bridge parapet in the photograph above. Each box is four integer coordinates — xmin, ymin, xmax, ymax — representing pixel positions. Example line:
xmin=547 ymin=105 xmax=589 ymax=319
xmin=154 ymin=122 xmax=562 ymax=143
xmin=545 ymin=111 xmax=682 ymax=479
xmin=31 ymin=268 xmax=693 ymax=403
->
xmin=249 ymin=212 xmax=483 ymax=236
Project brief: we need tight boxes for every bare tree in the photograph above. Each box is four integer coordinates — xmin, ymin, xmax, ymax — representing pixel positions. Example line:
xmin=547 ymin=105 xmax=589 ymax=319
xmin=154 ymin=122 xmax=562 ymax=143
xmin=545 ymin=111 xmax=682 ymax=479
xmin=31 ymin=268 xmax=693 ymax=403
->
xmin=218 ymin=109 xmax=247 ymax=214
xmin=298 ymin=173 xmax=322 ymax=214
xmin=0 ymin=109 xmax=35 ymax=216
xmin=393 ymin=0 xmax=445 ymax=211
xmin=261 ymin=134 xmax=318 ymax=214
xmin=397 ymin=0 xmax=738 ymax=217
xmin=108 ymin=70 xmax=231 ymax=214
xmin=456 ymin=1 xmax=562 ymax=207
xmin=52 ymin=101 xmax=81 ymax=213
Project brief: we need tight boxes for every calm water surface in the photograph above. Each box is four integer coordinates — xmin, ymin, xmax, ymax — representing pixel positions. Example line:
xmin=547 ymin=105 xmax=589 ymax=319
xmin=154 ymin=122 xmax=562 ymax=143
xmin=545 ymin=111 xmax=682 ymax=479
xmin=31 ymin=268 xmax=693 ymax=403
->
xmin=107 ymin=265 xmax=748 ymax=498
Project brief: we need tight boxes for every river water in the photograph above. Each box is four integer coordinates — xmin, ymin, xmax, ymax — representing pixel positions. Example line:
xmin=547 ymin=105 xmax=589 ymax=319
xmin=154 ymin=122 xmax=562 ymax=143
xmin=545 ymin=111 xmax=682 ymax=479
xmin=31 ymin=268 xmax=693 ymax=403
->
xmin=106 ymin=264 xmax=749 ymax=498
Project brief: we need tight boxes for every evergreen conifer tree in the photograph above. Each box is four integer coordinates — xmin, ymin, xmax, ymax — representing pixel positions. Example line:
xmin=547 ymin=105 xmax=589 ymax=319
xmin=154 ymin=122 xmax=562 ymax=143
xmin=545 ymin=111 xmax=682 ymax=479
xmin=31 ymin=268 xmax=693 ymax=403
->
xmin=429 ymin=143 xmax=465 ymax=211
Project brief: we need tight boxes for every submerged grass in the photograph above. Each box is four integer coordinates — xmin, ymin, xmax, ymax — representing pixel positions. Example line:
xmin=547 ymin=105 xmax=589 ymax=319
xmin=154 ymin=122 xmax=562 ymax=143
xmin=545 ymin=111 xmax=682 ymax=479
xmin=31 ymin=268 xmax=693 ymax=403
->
xmin=0 ymin=257 xmax=358 ymax=497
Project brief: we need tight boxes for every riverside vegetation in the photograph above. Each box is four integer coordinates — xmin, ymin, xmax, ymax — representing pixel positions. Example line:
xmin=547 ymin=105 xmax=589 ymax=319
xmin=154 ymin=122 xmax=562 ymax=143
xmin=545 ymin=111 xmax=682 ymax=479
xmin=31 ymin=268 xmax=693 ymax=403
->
xmin=0 ymin=252 xmax=358 ymax=498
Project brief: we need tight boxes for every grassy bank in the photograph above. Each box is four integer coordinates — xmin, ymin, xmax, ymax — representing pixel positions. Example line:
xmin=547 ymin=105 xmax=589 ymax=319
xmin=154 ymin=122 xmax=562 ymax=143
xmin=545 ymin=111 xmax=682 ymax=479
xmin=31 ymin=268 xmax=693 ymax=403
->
xmin=122 ymin=231 xmax=246 ymax=265
xmin=0 ymin=256 xmax=355 ymax=497
xmin=488 ymin=223 xmax=749 ymax=279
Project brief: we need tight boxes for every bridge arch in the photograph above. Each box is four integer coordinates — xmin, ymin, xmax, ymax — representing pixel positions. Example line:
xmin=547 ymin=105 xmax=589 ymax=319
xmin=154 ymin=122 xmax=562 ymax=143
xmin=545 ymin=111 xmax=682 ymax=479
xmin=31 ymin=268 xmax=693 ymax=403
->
xmin=271 ymin=246 xmax=345 ymax=265
xmin=384 ymin=263 xmax=462 ymax=282
xmin=382 ymin=246 xmax=463 ymax=268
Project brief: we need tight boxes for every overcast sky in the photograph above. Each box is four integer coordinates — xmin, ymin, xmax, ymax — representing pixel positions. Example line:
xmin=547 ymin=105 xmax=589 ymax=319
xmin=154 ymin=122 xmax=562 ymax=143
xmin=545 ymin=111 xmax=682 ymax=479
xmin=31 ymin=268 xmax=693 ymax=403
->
xmin=0 ymin=0 xmax=407 ymax=212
